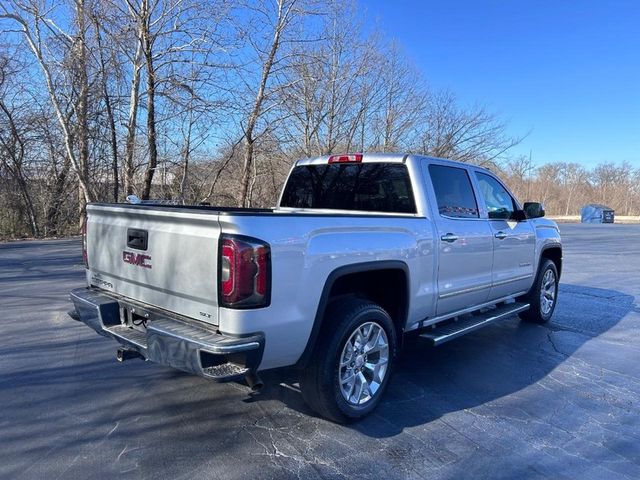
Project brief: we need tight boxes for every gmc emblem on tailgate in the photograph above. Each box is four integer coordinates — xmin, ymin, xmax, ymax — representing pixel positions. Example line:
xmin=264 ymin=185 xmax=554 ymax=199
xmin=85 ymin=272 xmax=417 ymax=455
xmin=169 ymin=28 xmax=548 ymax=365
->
xmin=122 ymin=250 xmax=152 ymax=269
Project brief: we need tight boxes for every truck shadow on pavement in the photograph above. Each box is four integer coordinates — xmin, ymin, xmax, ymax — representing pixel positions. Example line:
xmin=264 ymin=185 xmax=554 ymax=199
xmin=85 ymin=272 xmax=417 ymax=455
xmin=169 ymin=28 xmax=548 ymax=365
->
xmin=2 ymin=282 xmax=638 ymax=478
xmin=256 ymin=283 xmax=638 ymax=436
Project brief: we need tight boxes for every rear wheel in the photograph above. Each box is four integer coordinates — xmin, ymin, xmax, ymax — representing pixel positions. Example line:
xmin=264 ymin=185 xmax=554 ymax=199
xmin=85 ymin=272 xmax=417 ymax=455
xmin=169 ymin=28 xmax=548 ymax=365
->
xmin=299 ymin=298 xmax=397 ymax=423
xmin=518 ymin=259 xmax=558 ymax=324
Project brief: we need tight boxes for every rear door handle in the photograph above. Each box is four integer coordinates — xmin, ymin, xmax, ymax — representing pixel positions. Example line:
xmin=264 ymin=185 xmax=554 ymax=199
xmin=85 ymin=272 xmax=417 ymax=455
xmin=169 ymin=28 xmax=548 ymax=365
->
xmin=440 ymin=233 xmax=459 ymax=243
xmin=494 ymin=231 xmax=507 ymax=240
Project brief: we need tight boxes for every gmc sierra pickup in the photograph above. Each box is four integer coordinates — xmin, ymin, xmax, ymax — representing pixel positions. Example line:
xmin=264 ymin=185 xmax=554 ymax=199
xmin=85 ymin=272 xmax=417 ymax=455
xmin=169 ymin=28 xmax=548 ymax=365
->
xmin=69 ymin=153 xmax=562 ymax=422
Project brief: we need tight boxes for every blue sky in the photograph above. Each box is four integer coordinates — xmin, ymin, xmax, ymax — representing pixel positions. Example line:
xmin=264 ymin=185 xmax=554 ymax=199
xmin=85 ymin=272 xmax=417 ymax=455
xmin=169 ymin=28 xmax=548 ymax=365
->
xmin=364 ymin=0 xmax=640 ymax=168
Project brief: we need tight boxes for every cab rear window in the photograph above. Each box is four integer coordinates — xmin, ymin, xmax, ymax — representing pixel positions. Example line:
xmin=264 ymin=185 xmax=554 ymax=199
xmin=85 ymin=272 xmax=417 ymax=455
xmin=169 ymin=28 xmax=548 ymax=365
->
xmin=280 ymin=163 xmax=416 ymax=213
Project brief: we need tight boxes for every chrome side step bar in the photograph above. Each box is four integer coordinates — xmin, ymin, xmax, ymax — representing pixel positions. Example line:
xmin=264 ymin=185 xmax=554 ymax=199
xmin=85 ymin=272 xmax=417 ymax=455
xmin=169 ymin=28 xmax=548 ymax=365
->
xmin=419 ymin=302 xmax=530 ymax=346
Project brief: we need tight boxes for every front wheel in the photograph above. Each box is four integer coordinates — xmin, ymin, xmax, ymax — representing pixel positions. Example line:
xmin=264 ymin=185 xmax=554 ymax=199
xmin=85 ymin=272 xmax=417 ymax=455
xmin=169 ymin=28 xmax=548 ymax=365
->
xmin=518 ymin=259 xmax=559 ymax=324
xmin=299 ymin=298 xmax=397 ymax=423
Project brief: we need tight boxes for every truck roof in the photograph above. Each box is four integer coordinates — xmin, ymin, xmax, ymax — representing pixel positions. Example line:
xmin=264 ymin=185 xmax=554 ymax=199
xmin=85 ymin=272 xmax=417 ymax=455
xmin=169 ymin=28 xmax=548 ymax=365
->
xmin=295 ymin=152 xmax=493 ymax=174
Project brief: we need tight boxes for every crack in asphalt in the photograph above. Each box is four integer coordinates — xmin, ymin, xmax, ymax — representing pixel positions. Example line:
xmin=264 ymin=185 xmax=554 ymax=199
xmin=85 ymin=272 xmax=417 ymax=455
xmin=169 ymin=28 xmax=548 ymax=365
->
xmin=545 ymin=331 xmax=567 ymax=357
xmin=3 ymin=230 xmax=640 ymax=479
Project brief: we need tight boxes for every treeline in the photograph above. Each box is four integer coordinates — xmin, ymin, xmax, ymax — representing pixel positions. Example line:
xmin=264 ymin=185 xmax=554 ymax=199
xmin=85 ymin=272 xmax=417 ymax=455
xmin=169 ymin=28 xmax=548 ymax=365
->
xmin=0 ymin=1 xmax=635 ymax=240
xmin=502 ymin=159 xmax=640 ymax=217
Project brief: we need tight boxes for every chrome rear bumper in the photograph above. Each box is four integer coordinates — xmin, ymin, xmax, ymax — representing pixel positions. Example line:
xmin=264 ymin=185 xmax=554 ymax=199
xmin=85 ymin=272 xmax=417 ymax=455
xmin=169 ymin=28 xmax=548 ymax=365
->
xmin=69 ymin=287 xmax=264 ymax=381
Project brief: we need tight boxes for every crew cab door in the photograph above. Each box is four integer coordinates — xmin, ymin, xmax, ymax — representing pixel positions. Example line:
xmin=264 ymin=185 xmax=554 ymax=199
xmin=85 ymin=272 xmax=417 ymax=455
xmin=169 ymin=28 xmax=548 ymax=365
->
xmin=472 ymin=171 xmax=535 ymax=299
xmin=425 ymin=163 xmax=494 ymax=316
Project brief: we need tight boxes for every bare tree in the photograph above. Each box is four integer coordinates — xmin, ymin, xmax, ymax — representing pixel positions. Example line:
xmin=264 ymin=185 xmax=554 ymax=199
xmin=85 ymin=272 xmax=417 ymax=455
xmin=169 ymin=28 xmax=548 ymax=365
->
xmin=236 ymin=0 xmax=308 ymax=207
xmin=500 ymin=155 xmax=536 ymax=202
xmin=92 ymin=11 xmax=119 ymax=201
xmin=122 ymin=28 xmax=143 ymax=196
xmin=118 ymin=0 xmax=160 ymax=199
xmin=279 ymin=0 xmax=382 ymax=156
xmin=0 ymin=57 xmax=39 ymax=236
xmin=3 ymin=0 xmax=637 ymax=240
xmin=419 ymin=91 xmax=521 ymax=166
xmin=138 ymin=0 xmax=158 ymax=199
xmin=1 ymin=0 xmax=96 ymax=214
xmin=558 ymin=162 xmax=588 ymax=215
xmin=591 ymin=162 xmax=635 ymax=215
xmin=370 ymin=42 xmax=428 ymax=152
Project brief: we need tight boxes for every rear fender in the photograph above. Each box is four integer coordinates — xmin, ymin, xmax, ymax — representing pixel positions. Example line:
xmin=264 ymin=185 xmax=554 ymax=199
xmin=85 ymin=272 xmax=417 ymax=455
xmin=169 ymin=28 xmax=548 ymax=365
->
xmin=296 ymin=261 xmax=409 ymax=368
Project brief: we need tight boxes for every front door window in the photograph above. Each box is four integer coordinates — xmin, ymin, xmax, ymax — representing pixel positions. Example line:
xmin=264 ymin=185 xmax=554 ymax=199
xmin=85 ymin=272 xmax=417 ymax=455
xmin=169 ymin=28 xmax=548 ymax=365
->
xmin=475 ymin=173 xmax=516 ymax=220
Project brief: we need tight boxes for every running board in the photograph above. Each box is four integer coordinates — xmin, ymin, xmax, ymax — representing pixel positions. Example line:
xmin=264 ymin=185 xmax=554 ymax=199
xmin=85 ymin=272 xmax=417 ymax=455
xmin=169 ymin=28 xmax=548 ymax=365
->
xmin=419 ymin=302 xmax=530 ymax=346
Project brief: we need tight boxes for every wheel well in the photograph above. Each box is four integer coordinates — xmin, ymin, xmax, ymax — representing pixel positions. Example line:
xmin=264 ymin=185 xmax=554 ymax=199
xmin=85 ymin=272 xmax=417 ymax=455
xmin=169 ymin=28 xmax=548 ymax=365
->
xmin=541 ymin=247 xmax=562 ymax=279
xmin=296 ymin=263 xmax=409 ymax=368
xmin=328 ymin=268 xmax=408 ymax=341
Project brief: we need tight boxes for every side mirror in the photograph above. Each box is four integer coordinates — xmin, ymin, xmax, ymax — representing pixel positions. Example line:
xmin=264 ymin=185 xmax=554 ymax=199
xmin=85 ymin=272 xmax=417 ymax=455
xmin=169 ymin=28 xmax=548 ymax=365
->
xmin=523 ymin=202 xmax=545 ymax=219
xmin=511 ymin=209 xmax=527 ymax=222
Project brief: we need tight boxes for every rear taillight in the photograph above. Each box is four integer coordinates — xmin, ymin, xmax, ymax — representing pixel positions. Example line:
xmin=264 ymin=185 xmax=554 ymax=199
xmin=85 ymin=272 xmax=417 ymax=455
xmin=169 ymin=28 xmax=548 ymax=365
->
xmin=82 ymin=218 xmax=88 ymax=268
xmin=328 ymin=153 xmax=363 ymax=164
xmin=219 ymin=234 xmax=271 ymax=308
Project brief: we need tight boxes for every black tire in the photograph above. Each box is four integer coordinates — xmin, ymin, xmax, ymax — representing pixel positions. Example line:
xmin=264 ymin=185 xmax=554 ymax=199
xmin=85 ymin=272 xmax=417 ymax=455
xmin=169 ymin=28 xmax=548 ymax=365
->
xmin=299 ymin=297 xmax=398 ymax=423
xmin=518 ymin=259 xmax=558 ymax=324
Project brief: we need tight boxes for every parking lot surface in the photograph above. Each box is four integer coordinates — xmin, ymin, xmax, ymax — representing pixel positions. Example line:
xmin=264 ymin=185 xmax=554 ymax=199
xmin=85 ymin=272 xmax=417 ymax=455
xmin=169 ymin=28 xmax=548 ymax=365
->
xmin=1 ymin=224 xmax=639 ymax=479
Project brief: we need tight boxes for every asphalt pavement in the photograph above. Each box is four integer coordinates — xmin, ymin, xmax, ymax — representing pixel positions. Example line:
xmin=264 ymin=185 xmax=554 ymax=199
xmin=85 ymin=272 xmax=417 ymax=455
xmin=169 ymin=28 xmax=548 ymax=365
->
xmin=1 ymin=224 xmax=639 ymax=479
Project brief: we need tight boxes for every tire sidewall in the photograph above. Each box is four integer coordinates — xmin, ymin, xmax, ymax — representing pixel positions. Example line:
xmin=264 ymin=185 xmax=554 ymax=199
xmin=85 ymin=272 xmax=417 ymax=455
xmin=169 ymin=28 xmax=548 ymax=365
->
xmin=535 ymin=260 xmax=558 ymax=322
xmin=325 ymin=303 xmax=397 ymax=420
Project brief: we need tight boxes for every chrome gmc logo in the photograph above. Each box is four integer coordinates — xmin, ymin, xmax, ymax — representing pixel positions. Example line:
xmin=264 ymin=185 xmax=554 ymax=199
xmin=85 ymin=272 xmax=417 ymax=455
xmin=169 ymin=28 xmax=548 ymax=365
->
xmin=122 ymin=250 xmax=152 ymax=269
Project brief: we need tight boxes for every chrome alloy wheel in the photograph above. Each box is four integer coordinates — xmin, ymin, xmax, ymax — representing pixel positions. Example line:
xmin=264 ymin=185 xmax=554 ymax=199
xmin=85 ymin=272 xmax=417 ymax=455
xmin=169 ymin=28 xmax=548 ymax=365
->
xmin=540 ymin=268 xmax=557 ymax=316
xmin=339 ymin=322 xmax=389 ymax=406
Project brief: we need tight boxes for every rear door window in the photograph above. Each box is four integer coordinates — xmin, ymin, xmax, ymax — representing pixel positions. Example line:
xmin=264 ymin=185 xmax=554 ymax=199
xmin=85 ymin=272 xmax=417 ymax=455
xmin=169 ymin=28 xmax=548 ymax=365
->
xmin=428 ymin=165 xmax=479 ymax=218
xmin=280 ymin=163 xmax=416 ymax=213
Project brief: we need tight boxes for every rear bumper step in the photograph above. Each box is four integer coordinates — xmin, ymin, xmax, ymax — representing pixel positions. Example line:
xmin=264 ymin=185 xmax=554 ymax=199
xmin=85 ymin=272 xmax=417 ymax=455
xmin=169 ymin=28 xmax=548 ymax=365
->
xmin=420 ymin=302 xmax=530 ymax=346
xmin=69 ymin=287 xmax=264 ymax=381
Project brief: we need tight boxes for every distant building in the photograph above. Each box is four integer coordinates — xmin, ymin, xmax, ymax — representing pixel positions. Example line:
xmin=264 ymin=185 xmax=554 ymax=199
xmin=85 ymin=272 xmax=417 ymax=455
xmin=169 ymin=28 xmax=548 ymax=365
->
xmin=581 ymin=204 xmax=615 ymax=223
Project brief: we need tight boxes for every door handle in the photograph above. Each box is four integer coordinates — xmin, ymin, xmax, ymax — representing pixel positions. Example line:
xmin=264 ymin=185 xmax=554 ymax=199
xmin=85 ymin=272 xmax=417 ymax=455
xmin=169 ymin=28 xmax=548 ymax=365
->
xmin=494 ymin=231 xmax=507 ymax=240
xmin=440 ymin=233 xmax=459 ymax=243
xmin=127 ymin=228 xmax=148 ymax=250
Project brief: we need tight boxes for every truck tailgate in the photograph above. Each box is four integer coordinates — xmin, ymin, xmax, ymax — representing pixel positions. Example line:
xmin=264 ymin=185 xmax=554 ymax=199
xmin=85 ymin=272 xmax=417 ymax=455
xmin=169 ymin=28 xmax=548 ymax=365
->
xmin=86 ymin=204 xmax=221 ymax=325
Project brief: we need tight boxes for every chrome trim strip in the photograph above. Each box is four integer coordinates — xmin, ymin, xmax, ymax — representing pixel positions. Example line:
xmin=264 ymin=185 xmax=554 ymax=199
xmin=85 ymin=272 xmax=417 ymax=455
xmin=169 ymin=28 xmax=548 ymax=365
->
xmin=438 ymin=283 xmax=492 ymax=299
xmin=439 ymin=214 xmax=483 ymax=221
xmin=203 ymin=342 xmax=261 ymax=354
xmin=491 ymin=274 xmax=533 ymax=287
xmin=438 ymin=274 xmax=533 ymax=299
xmin=146 ymin=318 xmax=261 ymax=355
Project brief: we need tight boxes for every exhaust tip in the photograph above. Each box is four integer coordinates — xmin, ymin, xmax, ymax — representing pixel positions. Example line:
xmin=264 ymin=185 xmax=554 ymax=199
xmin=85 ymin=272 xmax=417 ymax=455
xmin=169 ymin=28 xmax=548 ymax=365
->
xmin=245 ymin=372 xmax=264 ymax=391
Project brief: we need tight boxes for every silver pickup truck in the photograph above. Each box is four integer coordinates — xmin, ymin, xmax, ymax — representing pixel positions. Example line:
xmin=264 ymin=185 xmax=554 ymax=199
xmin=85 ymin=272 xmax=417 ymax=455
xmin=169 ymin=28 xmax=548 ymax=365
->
xmin=70 ymin=153 xmax=561 ymax=422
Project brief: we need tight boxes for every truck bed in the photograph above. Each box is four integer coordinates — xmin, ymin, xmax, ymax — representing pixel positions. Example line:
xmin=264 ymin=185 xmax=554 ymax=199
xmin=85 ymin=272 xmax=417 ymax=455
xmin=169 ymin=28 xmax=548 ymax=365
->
xmin=84 ymin=201 xmax=432 ymax=369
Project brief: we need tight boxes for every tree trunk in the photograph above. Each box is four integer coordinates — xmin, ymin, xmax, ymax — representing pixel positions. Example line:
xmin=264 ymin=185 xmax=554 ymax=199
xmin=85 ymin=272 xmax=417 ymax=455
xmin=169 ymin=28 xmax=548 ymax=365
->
xmin=141 ymin=0 xmax=158 ymax=200
xmin=94 ymin=16 xmax=119 ymax=202
xmin=240 ymin=0 xmax=289 ymax=208
xmin=106 ymin=89 xmax=119 ymax=202
xmin=241 ymin=139 xmax=255 ymax=207
xmin=124 ymin=41 xmax=143 ymax=196
xmin=44 ymin=156 xmax=71 ymax=236
xmin=0 ymin=100 xmax=39 ymax=236
xmin=75 ymin=0 xmax=91 ymax=227
xmin=179 ymin=117 xmax=193 ymax=203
